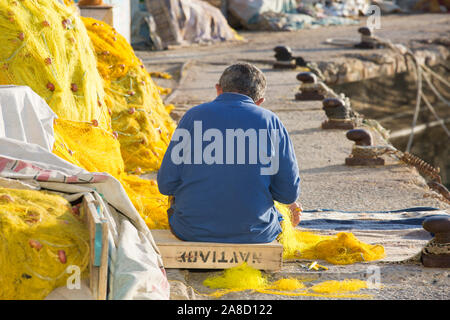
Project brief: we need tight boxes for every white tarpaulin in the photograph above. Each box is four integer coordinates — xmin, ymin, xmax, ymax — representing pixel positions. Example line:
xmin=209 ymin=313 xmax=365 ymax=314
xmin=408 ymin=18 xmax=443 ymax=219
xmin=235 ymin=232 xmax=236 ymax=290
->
xmin=0 ymin=85 xmax=56 ymax=152
xmin=224 ymin=0 xmax=359 ymax=31
xmin=146 ymin=0 xmax=237 ymax=48
xmin=0 ymin=85 xmax=170 ymax=300
xmin=227 ymin=0 xmax=297 ymax=24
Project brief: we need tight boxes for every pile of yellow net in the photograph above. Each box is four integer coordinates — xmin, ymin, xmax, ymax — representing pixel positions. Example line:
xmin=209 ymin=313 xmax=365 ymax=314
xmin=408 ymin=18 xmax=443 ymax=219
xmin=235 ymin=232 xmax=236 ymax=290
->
xmin=51 ymin=120 xmax=170 ymax=229
xmin=0 ymin=0 xmax=173 ymax=231
xmin=0 ymin=0 xmax=110 ymax=129
xmin=275 ymin=203 xmax=385 ymax=264
xmin=0 ymin=0 xmax=172 ymax=298
xmin=52 ymin=118 xmax=124 ymax=176
xmin=202 ymin=263 xmax=372 ymax=299
xmin=82 ymin=17 xmax=176 ymax=174
xmin=0 ymin=187 xmax=89 ymax=300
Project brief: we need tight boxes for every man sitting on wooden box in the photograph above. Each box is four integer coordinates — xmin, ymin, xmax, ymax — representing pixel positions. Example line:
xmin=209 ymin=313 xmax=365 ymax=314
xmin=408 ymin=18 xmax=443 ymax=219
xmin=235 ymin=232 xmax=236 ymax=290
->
xmin=157 ymin=63 xmax=301 ymax=243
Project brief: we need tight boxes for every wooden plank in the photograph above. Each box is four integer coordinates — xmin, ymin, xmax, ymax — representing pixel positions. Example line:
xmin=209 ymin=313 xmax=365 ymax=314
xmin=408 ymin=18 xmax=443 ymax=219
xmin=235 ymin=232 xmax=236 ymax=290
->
xmin=82 ymin=197 xmax=98 ymax=299
xmin=152 ymin=230 xmax=283 ymax=271
xmin=98 ymin=221 xmax=109 ymax=299
xmin=82 ymin=194 xmax=109 ymax=300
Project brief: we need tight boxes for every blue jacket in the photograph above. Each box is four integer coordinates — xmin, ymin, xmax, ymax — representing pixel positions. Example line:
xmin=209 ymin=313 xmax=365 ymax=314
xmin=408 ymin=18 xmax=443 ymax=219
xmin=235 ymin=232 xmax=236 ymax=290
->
xmin=157 ymin=92 xmax=300 ymax=243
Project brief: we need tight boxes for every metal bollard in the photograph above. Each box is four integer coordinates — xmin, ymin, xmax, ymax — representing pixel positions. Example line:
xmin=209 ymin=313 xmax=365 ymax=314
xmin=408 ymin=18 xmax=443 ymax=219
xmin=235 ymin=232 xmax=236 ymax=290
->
xmin=354 ymin=27 xmax=381 ymax=49
xmin=273 ymin=46 xmax=296 ymax=69
xmin=345 ymin=129 xmax=385 ymax=166
xmin=295 ymin=72 xmax=326 ymax=101
xmin=321 ymin=98 xmax=356 ymax=129
xmin=421 ymin=216 xmax=450 ymax=268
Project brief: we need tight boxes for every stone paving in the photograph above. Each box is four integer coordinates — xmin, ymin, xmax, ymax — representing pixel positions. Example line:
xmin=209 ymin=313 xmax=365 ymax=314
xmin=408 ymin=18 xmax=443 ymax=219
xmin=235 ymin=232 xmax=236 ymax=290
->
xmin=137 ymin=13 xmax=450 ymax=300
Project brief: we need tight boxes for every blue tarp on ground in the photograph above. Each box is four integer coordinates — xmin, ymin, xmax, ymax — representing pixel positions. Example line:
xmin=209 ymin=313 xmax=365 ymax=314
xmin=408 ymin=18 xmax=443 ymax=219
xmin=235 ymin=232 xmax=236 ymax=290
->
xmin=299 ymin=207 xmax=448 ymax=230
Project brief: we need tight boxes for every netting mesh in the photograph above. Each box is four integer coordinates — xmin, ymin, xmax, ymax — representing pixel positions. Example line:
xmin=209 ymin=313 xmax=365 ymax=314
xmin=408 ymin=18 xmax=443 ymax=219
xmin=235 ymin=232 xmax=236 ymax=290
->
xmin=0 ymin=187 xmax=89 ymax=300
xmin=120 ymin=174 xmax=170 ymax=229
xmin=0 ymin=0 xmax=110 ymax=130
xmin=276 ymin=203 xmax=385 ymax=264
xmin=81 ymin=17 xmax=176 ymax=174
xmin=310 ymin=279 xmax=368 ymax=294
xmin=202 ymin=262 xmax=371 ymax=299
xmin=53 ymin=118 xmax=124 ymax=177
xmin=52 ymin=119 xmax=170 ymax=230
xmin=0 ymin=0 xmax=173 ymax=223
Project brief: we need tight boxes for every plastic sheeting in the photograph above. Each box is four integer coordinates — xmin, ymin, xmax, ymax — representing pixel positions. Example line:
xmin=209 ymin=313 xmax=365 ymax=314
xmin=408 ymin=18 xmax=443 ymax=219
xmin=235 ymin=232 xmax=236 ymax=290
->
xmin=225 ymin=0 xmax=360 ymax=31
xmin=0 ymin=85 xmax=170 ymax=300
xmin=227 ymin=0 xmax=297 ymax=25
xmin=298 ymin=208 xmax=446 ymax=230
xmin=145 ymin=0 xmax=238 ymax=48
xmin=321 ymin=0 xmax=371 ymax=17
xmin=0 ymin=85 xmax=56 ymax=153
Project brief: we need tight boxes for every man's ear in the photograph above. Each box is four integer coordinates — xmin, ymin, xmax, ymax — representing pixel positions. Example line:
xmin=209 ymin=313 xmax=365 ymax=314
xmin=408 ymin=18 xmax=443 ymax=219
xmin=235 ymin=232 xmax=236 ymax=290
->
xmin=215 ymin=84 xmax=223 ymax=96
xmin=255 ymin=97 xmax=265 ymax=106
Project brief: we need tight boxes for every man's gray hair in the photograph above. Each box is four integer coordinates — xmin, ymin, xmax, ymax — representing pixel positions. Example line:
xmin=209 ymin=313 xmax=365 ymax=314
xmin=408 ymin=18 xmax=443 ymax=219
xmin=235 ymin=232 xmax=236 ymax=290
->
xmin=219 ymin=63 xmax=267 ymax=102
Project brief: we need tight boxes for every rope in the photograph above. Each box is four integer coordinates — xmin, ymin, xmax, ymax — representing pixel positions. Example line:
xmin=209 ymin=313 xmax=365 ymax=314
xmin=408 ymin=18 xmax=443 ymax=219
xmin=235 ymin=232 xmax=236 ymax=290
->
xmin=420 ymin=93 xmax=450 ymax=137
xmin=422 ymin=71 xmax=450 ymax=107
xmin=324 ymin=107 xmax=350 ymax=120
xmin=406 ymin=59 xmax=423 ymax=153
xmin=421 ymin=63 xmax=450 ymax=88
xmin=351 ymin=145 xmax=397 ymax=159
xmin=370 ymin=35 xmax=449 ymax=147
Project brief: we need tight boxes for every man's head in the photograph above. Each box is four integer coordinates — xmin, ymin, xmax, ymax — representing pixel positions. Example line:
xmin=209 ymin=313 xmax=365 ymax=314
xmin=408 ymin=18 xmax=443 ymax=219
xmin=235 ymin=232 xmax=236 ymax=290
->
xmin=216 ymin=63 xmax=267 ymax=105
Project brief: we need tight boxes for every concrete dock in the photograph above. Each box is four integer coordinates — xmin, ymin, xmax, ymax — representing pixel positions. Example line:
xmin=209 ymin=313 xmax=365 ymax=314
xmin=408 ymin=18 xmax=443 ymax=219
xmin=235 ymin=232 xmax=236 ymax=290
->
xmin=137 ymin=13 xmax=450 ymax=300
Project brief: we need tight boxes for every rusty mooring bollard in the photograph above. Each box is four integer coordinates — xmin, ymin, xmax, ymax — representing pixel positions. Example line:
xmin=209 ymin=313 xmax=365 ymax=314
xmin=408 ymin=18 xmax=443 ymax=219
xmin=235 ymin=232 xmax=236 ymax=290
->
xmin=295 ymin=72 xmax=326 ymax=101
xmin=273 ymin=46 xmax=312 ymax=70
xmin=347 ymin=129 xmax=373 ymax=146
xmin=295 ymin=56 xmax=308 ymax=67
xmin=354 ymin=27 xmax=381 ymax=49
xmin=321 ymin=97 xmax=356 ymax=129
xmin=421 ymin=216 xmax=450 ymax=268
xmin=344 ymin=129 xmax=385 ymax=166
xmin=274 ymin=46 xmax=293 ymax=61
xmin=273 ymin=46 xmax=296 ymax=69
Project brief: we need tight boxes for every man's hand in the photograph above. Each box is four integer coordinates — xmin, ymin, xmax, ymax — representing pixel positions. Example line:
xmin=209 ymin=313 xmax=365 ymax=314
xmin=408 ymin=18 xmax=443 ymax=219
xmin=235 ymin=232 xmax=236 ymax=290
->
xmin=288 ymin=202 xmax=302 ymax=227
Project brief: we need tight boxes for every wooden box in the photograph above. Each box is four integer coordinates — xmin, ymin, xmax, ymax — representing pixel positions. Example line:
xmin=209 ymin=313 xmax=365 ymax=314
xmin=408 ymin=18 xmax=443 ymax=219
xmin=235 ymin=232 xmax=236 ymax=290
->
xmin=79 ymin=4 xmax=114 ymax=26
xmin=78 ymin=2 xmax=131 ymax=43
xmin=152 ymin=229 xmax=283 ymax=271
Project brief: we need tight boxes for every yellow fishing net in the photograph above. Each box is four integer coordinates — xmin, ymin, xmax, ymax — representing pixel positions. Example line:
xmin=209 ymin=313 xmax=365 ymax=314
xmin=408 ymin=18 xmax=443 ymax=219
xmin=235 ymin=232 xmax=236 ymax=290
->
xmin=0 ymin=187 xmax=89 ymax=300
xmin=0 ymin=1 xmax=172 ymax=299
xmin=52 ymin=118 xmax=170 ymax=230
xmin=202 ymin=263 xmax=372 ymax=299
xmin=120 ymin=174 xmax=170 ymax=229
xmin=0 ymin=0 xmax=110 ymax=130
xmin=310 ymin=279 xmax=368 ymax=294
xmin=0 ymin=0 xmax=172 ymax=226
xmin=203 ymin=263 xmax=270 ymax=295
xmin=81 ymin=17 xmax=176 ymax=174
xmin=275 ymin=203 xmax=385 ymax=264
xmin=53 ymin=118 xmax=124 ymax=177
